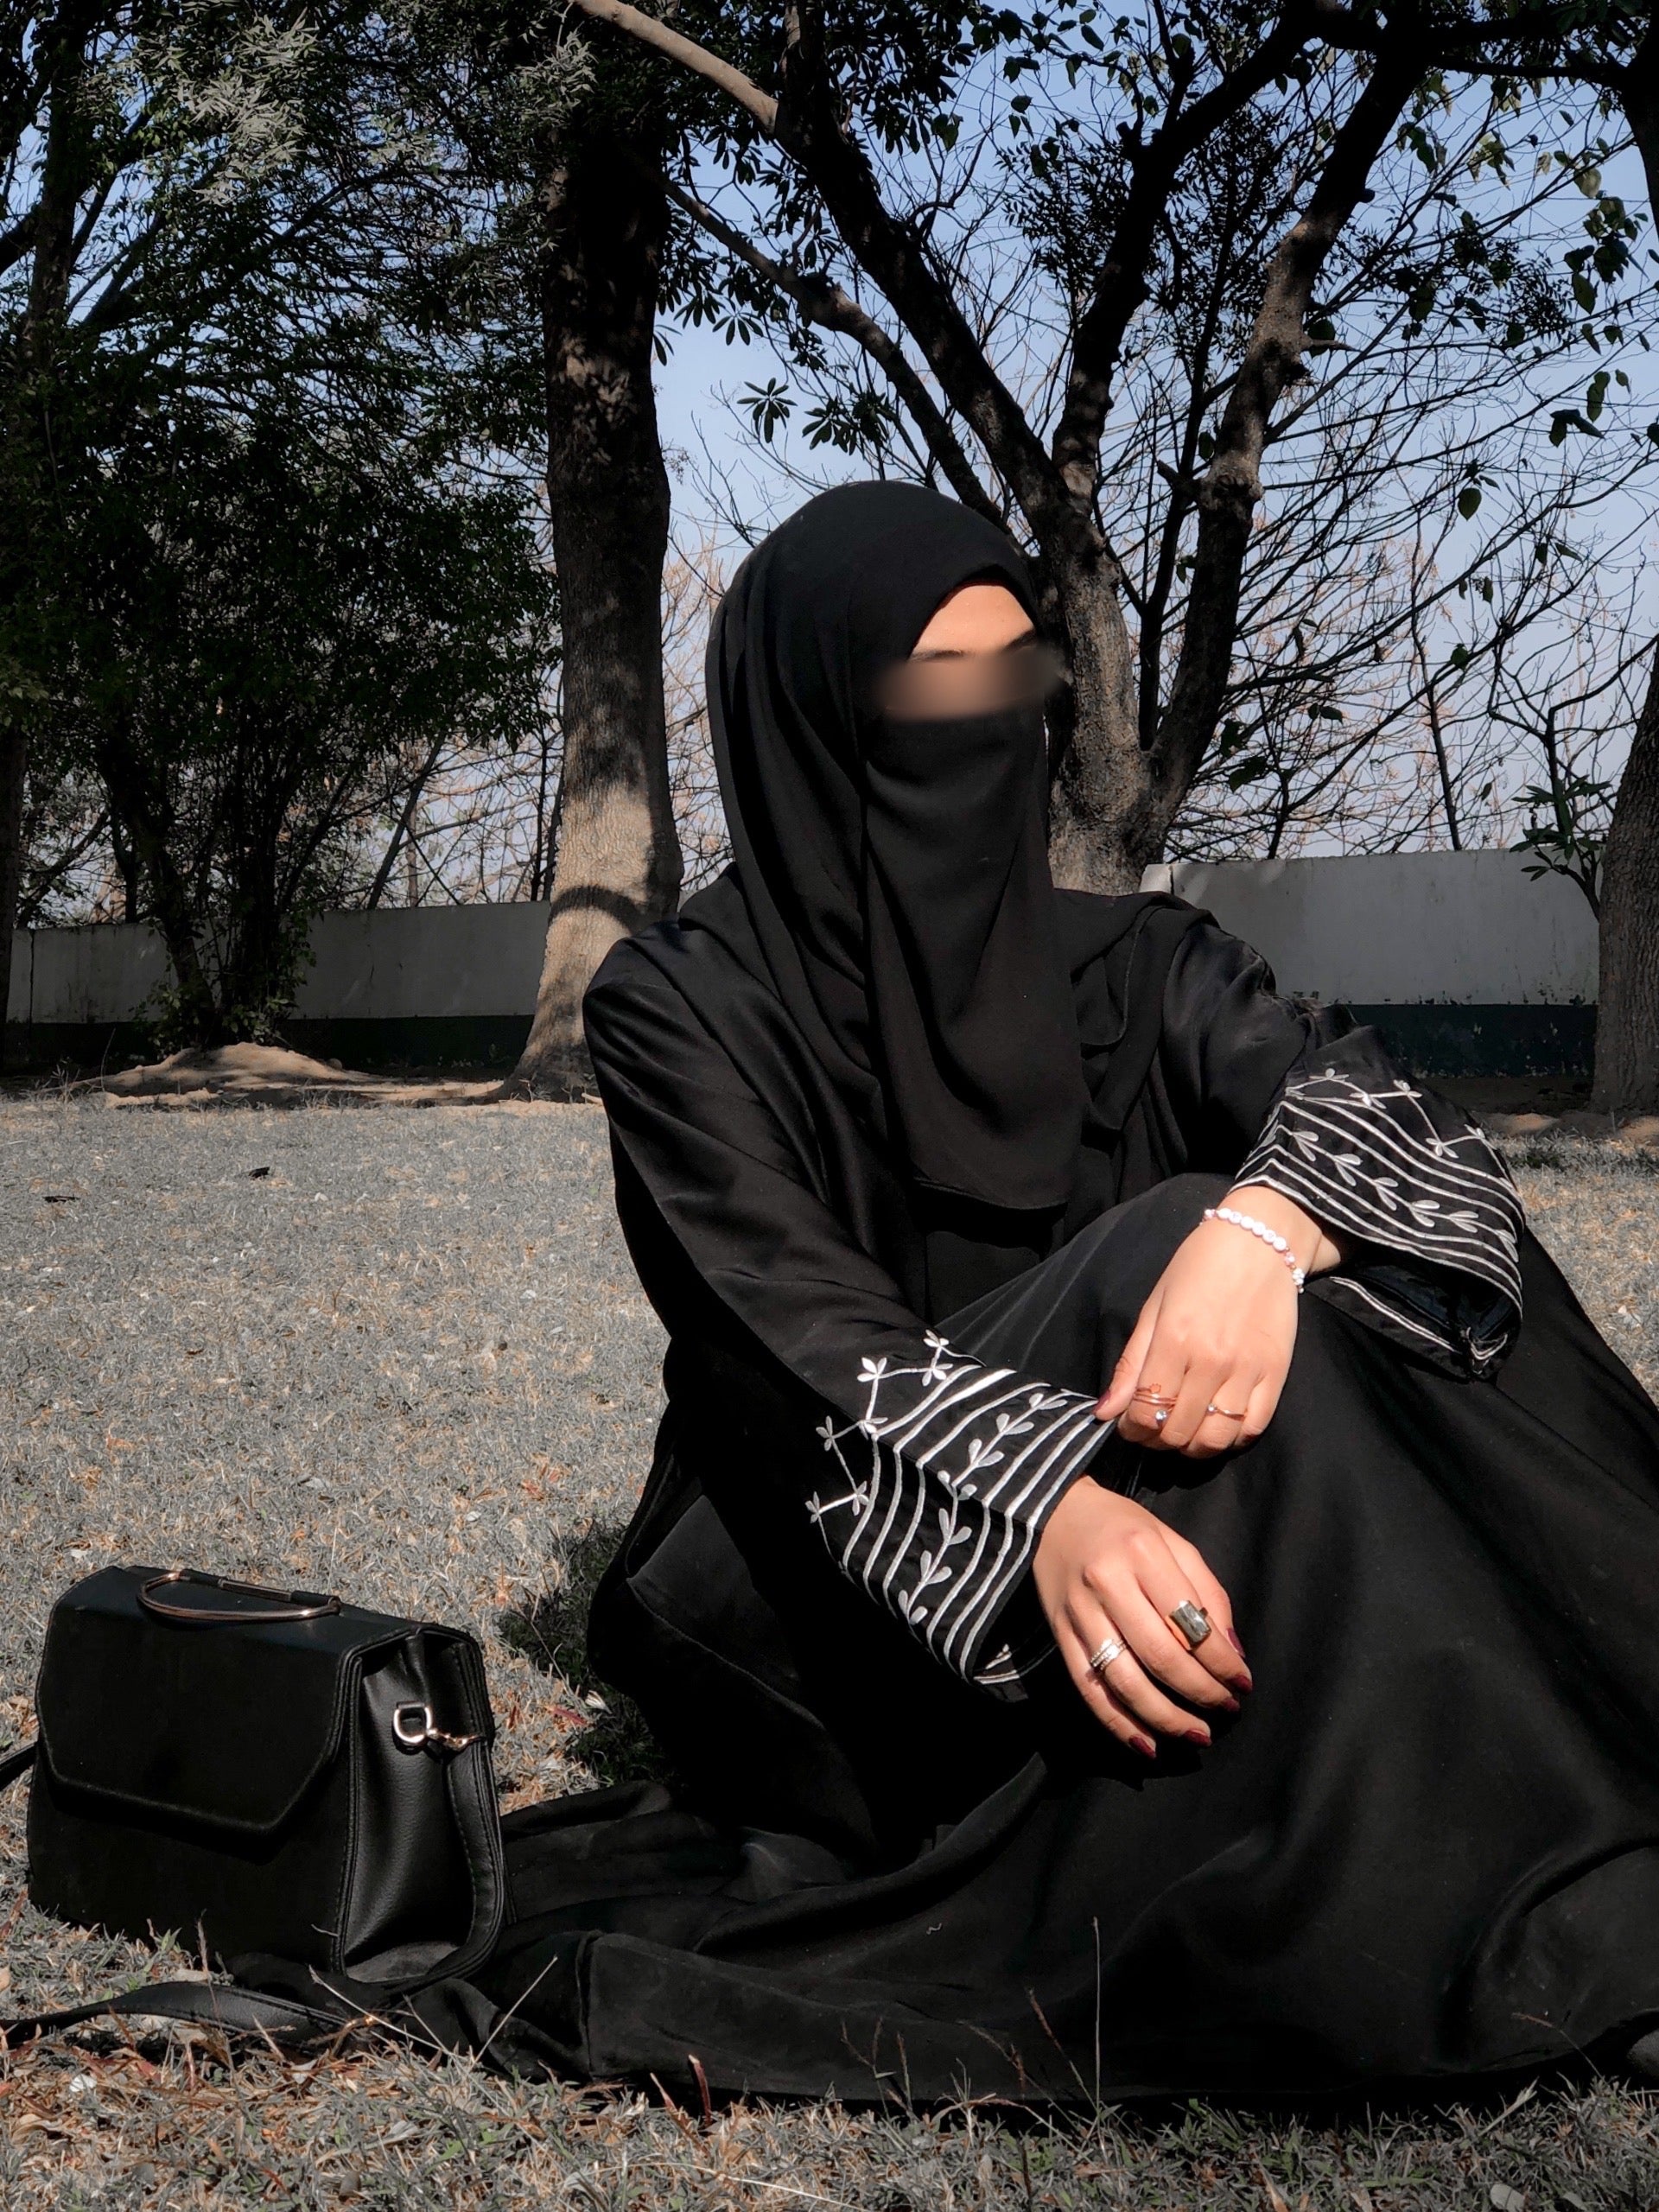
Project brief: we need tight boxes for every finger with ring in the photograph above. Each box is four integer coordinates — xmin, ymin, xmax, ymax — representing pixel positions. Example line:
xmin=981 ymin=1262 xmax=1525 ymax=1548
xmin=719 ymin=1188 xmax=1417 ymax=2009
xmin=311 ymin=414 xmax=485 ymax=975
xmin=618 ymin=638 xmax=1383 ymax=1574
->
xmin=1103 ymin=1577 xmax=1241 ymax=1711
xmin=1205 ymin=1402 xmax=1248 ymax=1421
xmin=1087 ymin=1635 xmax=1125 ymax=1675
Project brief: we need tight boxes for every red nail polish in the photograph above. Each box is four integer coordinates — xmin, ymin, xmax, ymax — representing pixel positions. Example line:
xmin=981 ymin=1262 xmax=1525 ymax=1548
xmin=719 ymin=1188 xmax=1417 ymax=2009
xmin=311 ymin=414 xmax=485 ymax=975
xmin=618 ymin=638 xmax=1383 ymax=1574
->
xmin=1221 ymin=1694 xmax=1241 ymax=1713
xmin=1186 ymin=1727 xmax=1211 ymax=1746
xmin=1135 ymin=1736 xmax=1157 ymax=1758
xmin=1227 ymin=1629 xmax=1249 ymax=1661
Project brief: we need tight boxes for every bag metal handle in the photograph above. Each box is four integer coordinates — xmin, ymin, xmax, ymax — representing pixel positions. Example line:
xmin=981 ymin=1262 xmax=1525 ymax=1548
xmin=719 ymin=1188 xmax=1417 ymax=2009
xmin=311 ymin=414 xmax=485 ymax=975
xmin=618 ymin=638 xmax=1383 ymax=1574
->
xmin=392 ymin=1702 xmax=483 ymax=1755
xmin=137 ymin=1569 xmax=343 ymax=1626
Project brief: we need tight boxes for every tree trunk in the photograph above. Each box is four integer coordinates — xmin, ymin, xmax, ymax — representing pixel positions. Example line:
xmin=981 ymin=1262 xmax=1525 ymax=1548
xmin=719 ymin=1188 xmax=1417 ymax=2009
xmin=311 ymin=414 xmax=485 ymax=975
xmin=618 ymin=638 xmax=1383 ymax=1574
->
xmin=504 ymin=123 xmax=680 ymax=1096
xmin=111 ymin=814 xmax=140 ymax=921
xmin=1592 ymin=31 xmax=1659 ymax=1116
xmin=1593 ymin=634 xmax=1659 ymax=1114
xmin=0 ymin=727 xmax=25 ymax=1058
xmin=97 ymin=747 xmax=218 ymax=1044
xmin=0 ymin=8 xmax=93 ymax=1068
xmin=1045 ymin=553 xmax=1151 ymax=894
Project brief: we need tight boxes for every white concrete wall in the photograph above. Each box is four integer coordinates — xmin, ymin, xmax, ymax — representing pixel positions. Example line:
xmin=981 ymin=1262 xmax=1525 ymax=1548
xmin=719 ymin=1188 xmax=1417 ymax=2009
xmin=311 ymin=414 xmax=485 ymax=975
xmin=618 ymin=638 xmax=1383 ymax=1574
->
xmin=4 ymin=904 xmax=555 ymax=1026
xmin=1141 ymin=850 xmax=1597 ymax=1004
xmin=5 ymin=920 xmax=173 ymax=1026
xmin=292 ymin=905 xmax=554 ymax=1020
xmin=6 ymin=851 xmax=1601 ymax=1026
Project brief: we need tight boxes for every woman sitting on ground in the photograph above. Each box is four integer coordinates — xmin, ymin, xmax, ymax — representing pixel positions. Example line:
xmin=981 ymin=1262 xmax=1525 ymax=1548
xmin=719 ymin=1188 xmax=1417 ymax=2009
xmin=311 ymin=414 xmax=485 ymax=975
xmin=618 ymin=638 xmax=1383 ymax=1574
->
xmin=479 ymin=481 xmax=1659 ymax=2103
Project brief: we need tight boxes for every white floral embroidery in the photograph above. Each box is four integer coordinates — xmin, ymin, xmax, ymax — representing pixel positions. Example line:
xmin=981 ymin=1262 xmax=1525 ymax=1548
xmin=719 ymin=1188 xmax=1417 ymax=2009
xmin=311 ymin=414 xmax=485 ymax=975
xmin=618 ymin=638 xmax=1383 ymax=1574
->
xmin=805 ymin=1336 xmax=1108 ymax=1684
xmin=1237 ymin=1065 xmax=1524 ymax=1368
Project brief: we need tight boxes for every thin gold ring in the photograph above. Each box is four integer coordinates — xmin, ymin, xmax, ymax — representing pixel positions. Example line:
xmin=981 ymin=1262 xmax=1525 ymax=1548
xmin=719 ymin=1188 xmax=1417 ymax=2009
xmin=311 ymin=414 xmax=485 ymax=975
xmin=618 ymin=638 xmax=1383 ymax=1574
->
xmin=1132 ymin=1387 xmax=1179 ymax=1408
xmin=1205 ymin=1402 xmax=1248 ymax=1422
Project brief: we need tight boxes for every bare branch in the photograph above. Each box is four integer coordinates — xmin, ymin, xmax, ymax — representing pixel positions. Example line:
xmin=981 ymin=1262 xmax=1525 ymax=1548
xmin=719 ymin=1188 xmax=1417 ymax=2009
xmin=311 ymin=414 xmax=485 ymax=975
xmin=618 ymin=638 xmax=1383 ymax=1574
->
xmin=1152 ymin=47 xmax=1421 ymax=808
xmin=659 ymin=169 xmax=1002 ymax=527
xmin=573 ymin=0 xmax=1085 ymax=558
xmin=1052 ymin=3 xmax=1321 ymax=500
xmin=366 ymin=734 xmax=449 ymax=909
xmin=0 ymin=207 xmax=34 ymax=276
xmin=565 ymin=0 xmax=780 ymax=134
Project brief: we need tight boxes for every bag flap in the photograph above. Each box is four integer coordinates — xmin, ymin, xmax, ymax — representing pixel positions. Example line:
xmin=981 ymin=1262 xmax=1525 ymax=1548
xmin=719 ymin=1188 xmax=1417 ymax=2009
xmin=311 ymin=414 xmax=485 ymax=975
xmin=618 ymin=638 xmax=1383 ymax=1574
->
xmin=34 ymin=1566 xmax=421 ymax=1834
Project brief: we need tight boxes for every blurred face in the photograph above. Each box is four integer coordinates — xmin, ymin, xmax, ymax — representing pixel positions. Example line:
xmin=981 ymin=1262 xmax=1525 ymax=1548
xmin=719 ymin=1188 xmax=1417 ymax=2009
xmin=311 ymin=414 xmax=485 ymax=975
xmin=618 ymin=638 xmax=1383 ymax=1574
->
xmin=879 ymin=582 xmax=1066 ymax=722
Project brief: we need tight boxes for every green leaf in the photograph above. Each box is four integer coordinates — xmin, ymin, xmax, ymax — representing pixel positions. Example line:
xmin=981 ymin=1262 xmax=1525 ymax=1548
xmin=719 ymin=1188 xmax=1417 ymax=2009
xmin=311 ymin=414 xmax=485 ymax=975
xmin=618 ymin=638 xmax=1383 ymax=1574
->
xmin=1224 ymin=755 xmax=1269 ymax=791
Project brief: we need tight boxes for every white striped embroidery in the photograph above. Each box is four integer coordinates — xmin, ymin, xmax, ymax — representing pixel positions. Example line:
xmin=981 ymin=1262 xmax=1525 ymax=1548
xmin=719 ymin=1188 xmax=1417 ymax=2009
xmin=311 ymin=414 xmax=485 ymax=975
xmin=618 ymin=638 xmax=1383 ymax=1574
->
xmin=1241 ymin=1075 xmax=1521 ymax=1281
xmin=805 ymin=1331 xmax=1103 ymax=1677
xmin=1239 ymin=1069 xmax=1523 ymax=1361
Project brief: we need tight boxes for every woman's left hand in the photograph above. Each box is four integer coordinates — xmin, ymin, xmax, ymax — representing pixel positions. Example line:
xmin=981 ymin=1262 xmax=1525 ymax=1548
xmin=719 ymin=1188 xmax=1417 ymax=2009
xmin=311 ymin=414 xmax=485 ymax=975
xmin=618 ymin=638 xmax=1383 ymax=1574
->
xmin=1096 ymin=1185 xmax=1339 ymax=1457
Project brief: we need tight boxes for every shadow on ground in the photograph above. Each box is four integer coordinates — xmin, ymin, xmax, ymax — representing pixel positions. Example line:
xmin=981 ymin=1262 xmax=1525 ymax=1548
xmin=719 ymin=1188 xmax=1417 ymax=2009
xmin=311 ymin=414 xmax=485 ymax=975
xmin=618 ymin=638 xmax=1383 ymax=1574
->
xmin=497 ymin=1517 xmax=670 ymax=1791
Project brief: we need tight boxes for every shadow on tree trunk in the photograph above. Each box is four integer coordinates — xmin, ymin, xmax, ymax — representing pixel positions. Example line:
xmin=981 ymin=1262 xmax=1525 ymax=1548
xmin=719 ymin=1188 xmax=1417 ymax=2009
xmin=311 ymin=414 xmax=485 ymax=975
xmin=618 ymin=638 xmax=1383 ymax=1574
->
xmin=497 ymin=115 xmax=682 ymax=1101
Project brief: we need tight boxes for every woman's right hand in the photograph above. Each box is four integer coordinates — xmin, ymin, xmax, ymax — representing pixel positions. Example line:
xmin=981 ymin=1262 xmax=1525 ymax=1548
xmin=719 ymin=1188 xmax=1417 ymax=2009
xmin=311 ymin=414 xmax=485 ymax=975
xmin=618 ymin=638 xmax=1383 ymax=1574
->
xmin=1032 ymin=1480 xmax=1251 ymax=1755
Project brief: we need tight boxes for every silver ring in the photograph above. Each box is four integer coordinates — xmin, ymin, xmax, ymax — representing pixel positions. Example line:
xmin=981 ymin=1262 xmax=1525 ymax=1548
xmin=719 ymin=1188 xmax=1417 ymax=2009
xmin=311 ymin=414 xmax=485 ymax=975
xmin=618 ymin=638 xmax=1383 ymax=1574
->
xmin=1205 ymin=1402 xmax=1248 ymax=1422
xmin=1087 ymin=1636 xmax=1125 ymax=1675
xmin=1153 ymin=1408 xmax=1170 ymax=1426
xmin=1169 ymin=1599 xmax=1212 ymax=1650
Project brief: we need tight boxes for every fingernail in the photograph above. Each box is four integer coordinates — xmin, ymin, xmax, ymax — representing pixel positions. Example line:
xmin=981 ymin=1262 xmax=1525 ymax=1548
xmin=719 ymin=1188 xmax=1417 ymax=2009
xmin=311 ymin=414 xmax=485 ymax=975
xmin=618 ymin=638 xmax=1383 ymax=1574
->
xmin=1135 ymin=1736 xmax=1157 ymax=1759
xmin=1185 ymin=1726 xmax=1211 ymax=1747
xmin=1235 ymin=1670 xmax=1254 ymax=1694
xmin=1227 ymin=1629 xmax=1249 ymax=1661
xmin=1221 ymin=1694 xmax=1241 ymax=1713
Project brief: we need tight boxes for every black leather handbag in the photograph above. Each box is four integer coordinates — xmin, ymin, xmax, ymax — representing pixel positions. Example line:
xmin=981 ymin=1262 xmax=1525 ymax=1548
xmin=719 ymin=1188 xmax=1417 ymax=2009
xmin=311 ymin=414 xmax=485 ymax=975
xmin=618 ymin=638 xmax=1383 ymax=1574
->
xmin=0 ymin=1564 xmax=505 ymax=2044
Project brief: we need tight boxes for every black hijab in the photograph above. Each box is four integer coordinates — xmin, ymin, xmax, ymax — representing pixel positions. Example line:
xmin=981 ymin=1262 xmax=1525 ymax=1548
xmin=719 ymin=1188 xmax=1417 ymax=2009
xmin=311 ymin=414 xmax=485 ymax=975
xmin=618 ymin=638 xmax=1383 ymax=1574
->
xmin=708 ymin=481 xmax=1083 ymax=1215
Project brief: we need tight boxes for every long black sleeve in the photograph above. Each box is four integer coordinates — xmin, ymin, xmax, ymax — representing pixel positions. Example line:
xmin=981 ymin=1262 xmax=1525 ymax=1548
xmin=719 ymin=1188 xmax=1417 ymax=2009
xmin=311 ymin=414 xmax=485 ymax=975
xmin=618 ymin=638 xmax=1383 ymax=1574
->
xmin=1154 ymin=924 xmax=1523 ymax=1376
xmin=584 ymin=942 xmax=1114 ymax=1690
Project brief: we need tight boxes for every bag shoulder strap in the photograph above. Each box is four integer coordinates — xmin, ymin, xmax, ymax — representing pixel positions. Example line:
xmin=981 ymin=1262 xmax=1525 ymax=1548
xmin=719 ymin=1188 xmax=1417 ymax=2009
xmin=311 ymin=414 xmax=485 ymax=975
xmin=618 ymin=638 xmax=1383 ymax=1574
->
xmin=0 ymin=1740 xmax=505 ymax=2053
xmin=1 ymin=1980 xmax=344 ymax=2049
xmin=0 ymin=1741 xmax=36 ymax=1793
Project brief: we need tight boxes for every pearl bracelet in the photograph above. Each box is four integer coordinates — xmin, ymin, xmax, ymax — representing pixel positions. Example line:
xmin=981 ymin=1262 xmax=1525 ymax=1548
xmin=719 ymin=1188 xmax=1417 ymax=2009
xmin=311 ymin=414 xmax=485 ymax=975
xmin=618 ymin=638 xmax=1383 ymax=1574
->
xmin=1202 ymin=1205 xmax=1307 ymax=1291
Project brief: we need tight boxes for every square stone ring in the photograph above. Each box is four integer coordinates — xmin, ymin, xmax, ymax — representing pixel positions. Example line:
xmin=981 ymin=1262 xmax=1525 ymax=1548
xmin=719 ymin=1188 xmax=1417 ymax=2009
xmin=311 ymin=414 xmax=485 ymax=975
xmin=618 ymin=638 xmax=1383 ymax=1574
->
xmin=1169 ymin=1599 xmax=1213 ymax=1651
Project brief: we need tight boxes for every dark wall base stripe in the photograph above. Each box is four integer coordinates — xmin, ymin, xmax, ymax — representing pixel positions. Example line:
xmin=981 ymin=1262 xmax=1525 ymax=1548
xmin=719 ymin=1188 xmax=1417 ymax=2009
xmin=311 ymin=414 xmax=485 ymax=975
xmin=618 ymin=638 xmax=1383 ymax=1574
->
xmin=1343 ymin=1004 xmax=1593 ymax=1079
xmin=6 ymin=1005 xmax=1593 ymax=1082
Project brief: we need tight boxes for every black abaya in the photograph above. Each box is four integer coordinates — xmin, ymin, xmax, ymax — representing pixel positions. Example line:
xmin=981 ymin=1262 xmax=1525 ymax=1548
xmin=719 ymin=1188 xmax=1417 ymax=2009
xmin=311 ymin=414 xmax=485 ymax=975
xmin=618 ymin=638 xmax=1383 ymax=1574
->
xmin=472 ymin=1170 xmax=1659 ymax=2101
xmin=449 ymin=486 xmax=1659 ymax=2101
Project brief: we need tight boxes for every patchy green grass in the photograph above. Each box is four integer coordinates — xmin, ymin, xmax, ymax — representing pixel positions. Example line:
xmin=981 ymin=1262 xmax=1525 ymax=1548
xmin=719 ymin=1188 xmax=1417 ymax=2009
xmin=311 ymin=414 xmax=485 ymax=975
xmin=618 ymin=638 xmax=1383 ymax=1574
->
xmin=1 ymin=1096 xmax=1656 ymax=2208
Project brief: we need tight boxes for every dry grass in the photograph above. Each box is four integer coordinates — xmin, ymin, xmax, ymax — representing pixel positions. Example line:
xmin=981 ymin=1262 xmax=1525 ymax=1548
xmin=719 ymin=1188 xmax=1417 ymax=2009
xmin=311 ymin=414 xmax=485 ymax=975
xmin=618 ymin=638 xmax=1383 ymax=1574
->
xmin=1 ymin=1095 xmax=1656 ymax=2209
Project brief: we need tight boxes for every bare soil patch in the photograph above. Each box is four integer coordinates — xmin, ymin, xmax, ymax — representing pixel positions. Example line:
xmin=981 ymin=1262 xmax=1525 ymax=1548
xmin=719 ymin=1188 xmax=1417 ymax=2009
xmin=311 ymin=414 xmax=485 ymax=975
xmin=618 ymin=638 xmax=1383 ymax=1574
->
xmin=94 ymin=1042 xmax=505 ymax=1109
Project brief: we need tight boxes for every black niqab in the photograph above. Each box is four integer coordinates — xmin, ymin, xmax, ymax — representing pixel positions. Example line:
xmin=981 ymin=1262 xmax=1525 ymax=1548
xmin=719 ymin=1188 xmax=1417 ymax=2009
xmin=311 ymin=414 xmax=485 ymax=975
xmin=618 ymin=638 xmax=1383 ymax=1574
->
xmin=709 ymin=481 xmax=1082 ymax=1213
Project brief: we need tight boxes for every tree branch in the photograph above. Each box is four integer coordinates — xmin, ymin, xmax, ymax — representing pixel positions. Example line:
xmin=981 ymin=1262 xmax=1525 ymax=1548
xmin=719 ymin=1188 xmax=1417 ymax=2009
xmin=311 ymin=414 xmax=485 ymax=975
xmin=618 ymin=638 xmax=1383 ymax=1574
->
xmin=366 ymin=734 xmax=448 ymax=908
xmin=1618 ymin=18 xmax=1656 ymax=210
xmin=1150 ymin=44 xmax=1420 ymax=810
xmin=1312 ymin=0 xmax=1643 ymax=85
xmin=0 ymin=206 xmax=34 ymax=277
xmin=15 ymin=809 xmax=109 ymax=925
xmin=565 ymin=0 xmax=779 ymax=133
xmin=658 ymin=168 xmax=1003 ymax=527
xmin=1051 ymin=2 xmax=1322 ymax=500
xmin=569 ymin=0 xmax=1087 ymax=560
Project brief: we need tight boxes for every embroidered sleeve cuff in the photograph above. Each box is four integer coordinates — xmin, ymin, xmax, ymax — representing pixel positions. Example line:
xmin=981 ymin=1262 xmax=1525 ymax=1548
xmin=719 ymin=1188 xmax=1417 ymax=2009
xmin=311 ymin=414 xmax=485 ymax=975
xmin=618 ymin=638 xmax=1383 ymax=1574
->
xmin=804 ymin=1332 xmax=1109 ymax=1685
xmin=1236 ymin=1064 xmax=1524 ymax=1375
